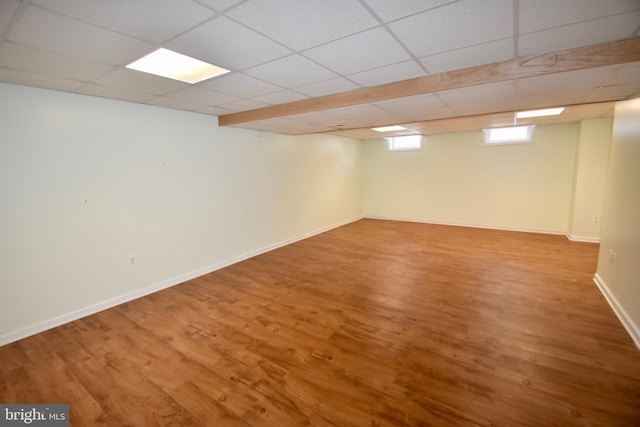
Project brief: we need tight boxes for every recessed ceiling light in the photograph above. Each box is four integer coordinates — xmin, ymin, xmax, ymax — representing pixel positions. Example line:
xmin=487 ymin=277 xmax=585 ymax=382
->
xmin=126 ymin=48 xmax=230 ymax=84
xmin=371 ymin=125 xmax=409 ymax=132
xmin=516 ymin=107 xmax=565 ymax=119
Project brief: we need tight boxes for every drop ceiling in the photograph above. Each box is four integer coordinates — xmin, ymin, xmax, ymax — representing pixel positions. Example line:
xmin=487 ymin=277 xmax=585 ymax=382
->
xmin=0 ymin=0 xmax=639 ymax=138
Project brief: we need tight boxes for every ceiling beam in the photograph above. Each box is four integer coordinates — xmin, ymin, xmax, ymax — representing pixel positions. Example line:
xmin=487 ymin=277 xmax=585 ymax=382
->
xmin=218 ymin=37 xmax=640 ymax=127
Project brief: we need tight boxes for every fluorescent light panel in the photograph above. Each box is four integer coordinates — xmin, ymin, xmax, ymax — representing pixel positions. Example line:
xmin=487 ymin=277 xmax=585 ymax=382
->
xmin=126 ymin=48 xmax=230 ymax=84
xmin=516 ymin=107 xmax=564 ymax=119
xmin=371 ymin=125 xmax=409 ymax=132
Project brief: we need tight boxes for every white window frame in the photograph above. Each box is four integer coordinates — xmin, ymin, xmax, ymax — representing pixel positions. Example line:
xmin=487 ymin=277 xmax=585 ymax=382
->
xmin=386 ymin=134 xmax=423 ymax=151
xmin=483 ymin=125 xmax=535 ymax=146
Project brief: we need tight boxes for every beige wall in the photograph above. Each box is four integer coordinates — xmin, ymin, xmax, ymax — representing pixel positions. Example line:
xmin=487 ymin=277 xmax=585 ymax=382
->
xmin=568 ymin=118 xmax=612 ymax=241
xmin=363 ymin=123 xmax=579 ymax=233
xmin=0 ymin=82 xmax=362 ymax=341
xmin=595 ymin=97 xmax=640 ymax=347
xmin=0 ymin=79 xmax=628 ymax=345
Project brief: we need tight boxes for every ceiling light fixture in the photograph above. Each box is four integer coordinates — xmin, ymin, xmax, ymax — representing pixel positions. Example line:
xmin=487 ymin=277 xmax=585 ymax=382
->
xmin=371 ymin=125 xmax=409 ymax=132
xmin=126 ymin=48 xmax=230 ymax=84
xmin=515 ymin=107 xmax=565 ymax=119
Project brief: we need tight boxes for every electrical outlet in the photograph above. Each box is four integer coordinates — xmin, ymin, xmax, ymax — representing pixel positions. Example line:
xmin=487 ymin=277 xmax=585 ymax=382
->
xmin=609 ymin=249 xmax=617 ymax=264
xmin=129 ymin=255 xmax=137 ymax=266
xmin=592 ymin=214 xmax=599 ymax=223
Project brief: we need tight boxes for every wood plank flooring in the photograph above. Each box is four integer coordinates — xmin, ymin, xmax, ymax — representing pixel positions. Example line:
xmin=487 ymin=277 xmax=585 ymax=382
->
xmin=1 ymin=219 xmax=639 ymax=426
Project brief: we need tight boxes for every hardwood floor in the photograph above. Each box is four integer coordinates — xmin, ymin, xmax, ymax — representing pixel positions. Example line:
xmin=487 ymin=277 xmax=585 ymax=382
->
xmin=1 ymin=219 xmax=639 ymax=426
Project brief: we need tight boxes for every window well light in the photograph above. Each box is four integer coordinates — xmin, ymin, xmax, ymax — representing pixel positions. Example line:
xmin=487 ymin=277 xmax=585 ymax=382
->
xmin=483 ymin=125 xmax=535 ymax=145
xmin=126 ymin=48 xmax=230 ymax=84
xmin=387 ymin=134 xmax=423 ymax=151
xmin=372 ymin=125 xmax=409 ymax=132
xmin=515 ymin=107 xmax=565 ymax=119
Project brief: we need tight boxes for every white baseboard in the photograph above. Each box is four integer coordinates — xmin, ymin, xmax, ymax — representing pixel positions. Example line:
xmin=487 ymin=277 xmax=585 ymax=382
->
xmin=593 ymin=273 xmax=640 ymax=350
xmin=566 ymin=233 xmax=601 ymax=243
xmin=0 ymin=216 xmax=363 ymax=347
xmin=364 ymin=215 xmax=567 ymax=237
xmin=365 ymin=215 xmax=603 ymax=243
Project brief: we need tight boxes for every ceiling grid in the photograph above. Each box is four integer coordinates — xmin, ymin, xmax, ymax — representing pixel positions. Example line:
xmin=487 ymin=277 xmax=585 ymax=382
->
xmin=0 ymin=0 xmax=638 ymax=137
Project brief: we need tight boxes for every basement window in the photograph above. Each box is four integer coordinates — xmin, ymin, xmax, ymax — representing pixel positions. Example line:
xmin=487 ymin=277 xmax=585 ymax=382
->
xmin=483 ymin=125 xmax=535 ymax=145
xmin=387 ymin=135 xmax=422 ymax=151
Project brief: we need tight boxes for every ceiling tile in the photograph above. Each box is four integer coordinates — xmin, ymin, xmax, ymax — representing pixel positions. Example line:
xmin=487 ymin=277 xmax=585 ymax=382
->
xmin=389 ymin=0 xmax=513 ymax=58
xmin=289 ymin=111 xmax=363 ymax=132
xmin=227 ymin=0 xmax=379 ymax=51
xmin=8 ymin=6 xmax=153 ymax=65
xmin=516 ymin=94 xmax=584 ymax=111
xmin=437 ymin=81 xmax=516 ymax=115
xmin=347 ymin=60 xmax=425 ymax=87
xmin=217 ymin=98 xmax=269 ymax=112
xmin=295 ymin=77 xmax=360 ymax=97
xmin=303 ymin=27 xmax=412 ymax=75
xmin=519 ymin=0 xmax=640 ymax=34
xmin=194 ymin=0 xmax=245 ymax=12
xmin=245 ymin=55 xmax=337 ymax=88
xmin=166 ymin=86 xmax=240 ymax=105
xmin=0 ymin=67 xmax=84 ymax=92
xmin=287 ymin=109 xmax=354 ymax=127
xmin=374 ymin=94 xmax=454 ymax=122
xmin=361 ymin=0 xmax=457 ymax=22
xmin=603 ymin=62 xmax=640 ymax=87
xmin=323 ymin=128 xmax=377 ymax=139
xmin=167 ymin=16 xmax=291 ymax=71
xmin=331 ymin=102 xmax=618 ymax=140
xmin=517 ymin=66 xmax=618 ymax=98
xmin=518 ymin=12 xmax=640 ymax=57
xmin=94 ymin=68 xmax=190 ymax=96
xmin=419 ymin=38 xmax=514 ymax=73
xmin=517 ymin=66 xmax=618 ymax=109
xmin=31 ymin=0 xmax=215 ymax=43
xmin=0 ymin=41 xmax=114 ymax=81
xmin=328 ymin=104 xmax=406 ymax=127
xmin=144 ymin=96 xmax=211 ymax=112
xmin=77 ymin=83 xmax=156 ymax=103
xmin=588 ymin=84 xmax=640 ymax=103
xmin=193 ymin=105 xmax=235 ymax=116
xmin=272 ymin=113 xmax=336 ymax=133
xmin=234 ymin=117 xmax=328 ymax=135
xmin=0 ymin=0 xmax=21 ymax=35
xmin=252 ymin=90 xmax=309 ymax=105
xmin=199 ymin=73 xmax=282 ymax=97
